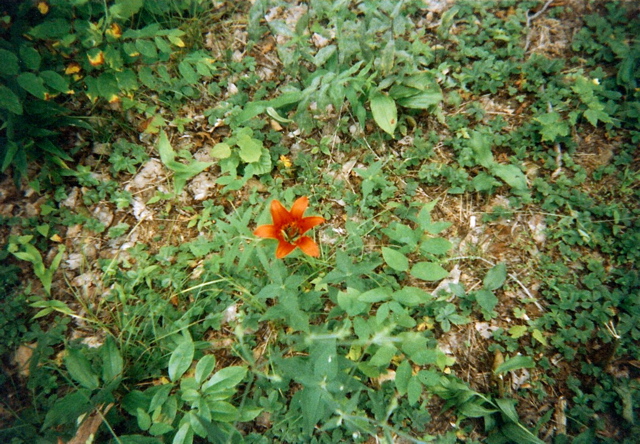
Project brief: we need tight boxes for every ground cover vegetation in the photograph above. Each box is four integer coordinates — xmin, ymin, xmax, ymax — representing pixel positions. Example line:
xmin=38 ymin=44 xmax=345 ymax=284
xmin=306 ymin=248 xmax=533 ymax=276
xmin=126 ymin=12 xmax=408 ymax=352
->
xmin=0 ymin=0 xmax=638 ymax=442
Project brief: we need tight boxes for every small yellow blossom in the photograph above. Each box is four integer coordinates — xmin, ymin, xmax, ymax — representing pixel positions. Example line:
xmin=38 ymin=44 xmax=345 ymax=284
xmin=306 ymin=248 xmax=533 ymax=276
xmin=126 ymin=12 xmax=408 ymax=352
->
xmin=65 ymin=62 xmax=81 ymax=75
xmin=279 ymin=155 xmax=292 ymax=168
xmin=37 ymin=1 xmax=49 ymax=14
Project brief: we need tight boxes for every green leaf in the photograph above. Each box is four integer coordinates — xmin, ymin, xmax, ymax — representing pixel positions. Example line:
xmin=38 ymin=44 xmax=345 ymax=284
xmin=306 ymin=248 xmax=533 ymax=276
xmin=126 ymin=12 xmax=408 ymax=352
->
xmin=483 ymin=263 xmax=507 ymax=290
xmin=509 ymin=325 xmax=528 ymax=339
xmin=490 ymin=164 xmax=528 ymax=190
xmin=65 ymin=348 xmax=100 ymax=390
xmin=407 ymin=377 xmax=422 ymax=405
xmin=136 ymin=39 xmax=158 ymax=59
xmin=396 ymin=92 xmax=443 ymax=109
xmin=381 ymin=247 xmax=409 ymax=272
xmin=410 ymin=262 xmax=449 ymax=281
xmin=395 ymin=360 xmax=412 ymax=396
xmin=369 ymin=344 xmax=397 ymax=367
xmin=370 ymin=92 xmax=397 ymax=136
xmin=178 ymin=61 xmax=199 ymax=84
xmin=0 ymin=49 xmax=19 ymax=75
xmin=0 ymin=86 xmax=23 ymax=115
xmin=499 ymin=422 xmax=546 ymax=444
xmin=101 ymin=336 xmax=123 ymax=382
xmin=17 ymin=72 xmax=47 ymax=99
xmin=195 ymin=355 xmax=216 ymax=384
xmin=168 ymin=334 xmax=194 ymax=382
xmin=110 ymin=0 xmax=144 ymax=20
xmin=209 ymin=143 xmax=230 ymax=159
xmin=468 ymin=131 xmax=494 ymax=168
xmin=532 ymin=329 xmax=548 ymax=346
xmin=535 ymin=112 xmax=570 ymax=142
xmin=202 ymin=366 xmax=247 ymax=394
xmin=392 ymin=287 xmax=431 ymax=306
xmin=420 ymin=237 xmax=452 ymax=255
xmin=40 ymin=70 xmax=69 ymax=93
xmin=236 ymin=134 xmax=263 ymax=163
xmin=459 ymin=401 xmax=498 ymax=418
xmin=136 ymin=408 xmax=152 ymax=431
xmin=475 ymin=289 xmax=499 ymax=313
xmin=358 ymin=287 xmax=392 ymax=303
xmin=19 ymin=45 xmax=41 ymax=71
xmin=172 ymin=422 xmax=193 ymax=444
xmin=493 ymin=355 xmax=535 ymax=375
xmin=337 ymin=288 xmax=369 ymax=316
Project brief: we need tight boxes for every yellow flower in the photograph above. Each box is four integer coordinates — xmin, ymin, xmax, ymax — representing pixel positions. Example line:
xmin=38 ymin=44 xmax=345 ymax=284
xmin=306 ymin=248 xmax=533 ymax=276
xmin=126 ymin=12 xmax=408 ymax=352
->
xmin=65 ymin=62 xmax=81 ymax=75
xmin=37 ymin=1 xmax=49 ymax=14
xmin=105 ymin=23 xmax=122 ymax=39
xmin=279 ymin=155 xmax=292 ymax=168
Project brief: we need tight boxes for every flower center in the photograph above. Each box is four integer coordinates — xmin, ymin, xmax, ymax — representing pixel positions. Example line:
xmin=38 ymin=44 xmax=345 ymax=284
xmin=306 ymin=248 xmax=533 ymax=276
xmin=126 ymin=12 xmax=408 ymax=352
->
xmin=281 ymin=223 xmax=300 ymax=244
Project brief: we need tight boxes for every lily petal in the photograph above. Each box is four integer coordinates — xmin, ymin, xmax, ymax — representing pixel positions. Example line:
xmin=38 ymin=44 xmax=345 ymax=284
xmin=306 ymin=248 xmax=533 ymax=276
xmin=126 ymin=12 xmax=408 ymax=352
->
xmin=296 ymin=236 xmax=320 ymax=257
xmin=254 ymin=224 xmax=279 ymax=239
xmin=290 ymin=196 xmax=309 ymax=219
xmin=270 ymin=199 xmax=291 ymax=228
xmin=276 ymin=240 xmax=297 ymax=258
xmin=298 ymin=216 xmax=325 ymax=234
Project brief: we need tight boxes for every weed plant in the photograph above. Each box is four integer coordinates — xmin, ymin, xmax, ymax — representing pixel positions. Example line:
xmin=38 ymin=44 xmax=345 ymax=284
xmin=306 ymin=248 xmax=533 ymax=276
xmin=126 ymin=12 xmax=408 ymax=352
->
xmin=1 ymin=1 xmax=639 ymax=443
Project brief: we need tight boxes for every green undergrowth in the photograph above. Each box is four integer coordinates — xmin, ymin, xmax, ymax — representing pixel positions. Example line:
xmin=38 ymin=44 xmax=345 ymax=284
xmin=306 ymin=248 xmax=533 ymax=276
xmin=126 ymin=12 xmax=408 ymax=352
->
xmin=1 ymin=1 xmax=639 ymax=443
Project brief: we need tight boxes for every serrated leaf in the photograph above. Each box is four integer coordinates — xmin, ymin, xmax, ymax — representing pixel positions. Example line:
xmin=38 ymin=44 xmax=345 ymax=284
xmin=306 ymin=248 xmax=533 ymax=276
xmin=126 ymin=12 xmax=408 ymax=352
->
xmin=370 ymin=92 xmax=397 ymax=136
xmin=493 ymin=355 xmax=535 ymax=375
xmin=532 ymin=329 xmax=548 ymax=346
xmin=381 ymin=247 xmax=409 ymax=272
xmin=483 ymin=262 xmax=507 ymax=290
xmin=410 ymin=262 xmax=449 ymax=281
xmin=168 ymin=335 xmax=194 ymax=382
xmin=508 ymin=325 xmax=528 ymax=339
xmin=65 ymin=348 xmax=100 ymax=390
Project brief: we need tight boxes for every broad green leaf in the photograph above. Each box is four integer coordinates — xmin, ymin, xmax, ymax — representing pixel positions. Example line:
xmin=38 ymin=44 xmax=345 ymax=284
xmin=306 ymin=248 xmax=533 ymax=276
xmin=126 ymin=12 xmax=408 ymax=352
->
xmin=370 ymin=92 xmax=397 ymax=136
xmin=407 ymin=377 xmax=422 ymax=405
xmin=499 ymin=422 xmax=546 ymax=444
xmin=149 ymin=384 xmax=173 ymax=412
xmin=483 ymin=263 xmax=507 ymax=290
xmin=209 ymin=401 xmax=239 ymax=422
xmin=393 ymin=287 xmax=431 ymax=306
xmin=468 ymin=131 xmax=494 ymax=168
xmin=410 ymin=261 xmax=449 ymax=281
xmin=211 ymin=142 xmax=231 ymax=159
xmin=40 ymin=70 xmax=69 ymax=93
xmin=136 ymin=39 xmax=158 ymax=59
xmin=493 ymin=355 xmax=535 ymax=375
xmin=395 ymin=360 xmax=412 ymax=395
xmin=420 ymin=237 xmax=452 ymax=255
xmin=459 ymin=401 xmax=498 ymax=418
xmin=110 ymin=0 xmax=144 ymax=20
xmin=0 ymin=86 xmax=23 ymax=115
xmin=19 ymin=45 xmax=41 ymax=71
xmin=195 ymin=355 xmax=216 ymax=384
xmin=65 ymin=348 xmax=100 ymax=390
xmin=236 ymin=134 xmax=262 ymax=163
xmin=172 ymin=422 xmax=192 ymax=444
xmin=490 ymin=164 xmax=528 ymax=190
xmin=396 ymin=91 xmax=443 ymax=109
xmin=202 ymin=366 xmax=247 ymax=393
xmin=337 ymin=288 xmax=369 ymax=316
xmin=101 ymin=336 xmax=123 ymax=382
xmin=136 ymin=407 xmax=152 ymax=431
xmin=475 ymin=289 xmax=498 ymax=313
xmin=381 ymin=247 xmax=409 ymax=272
xmin=0 ymin=49 xmax=19 ymax=75
xmin=178 ymin=61 xmax=199 ymax=84
xmin=17 ymin=72 xmax=47 ymax=99
xmin=358 ymin=287 xmax=392 ymax=303
xmin=168 ymin=335 xmax=194 ymax=382
xmin=369 ymin=344 xmax=397 ymax=367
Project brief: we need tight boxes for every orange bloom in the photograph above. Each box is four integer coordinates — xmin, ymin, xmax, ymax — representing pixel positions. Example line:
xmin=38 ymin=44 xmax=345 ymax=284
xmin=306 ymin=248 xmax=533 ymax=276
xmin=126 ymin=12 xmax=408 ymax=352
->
xmin=254 ymin=196 xmax=325 ymax=259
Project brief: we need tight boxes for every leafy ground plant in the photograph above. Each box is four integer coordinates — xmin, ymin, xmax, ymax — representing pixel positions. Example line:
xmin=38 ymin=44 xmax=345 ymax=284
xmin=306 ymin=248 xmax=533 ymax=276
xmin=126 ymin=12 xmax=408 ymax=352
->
xmin=1 ymin=1 xmax=639 ymax=443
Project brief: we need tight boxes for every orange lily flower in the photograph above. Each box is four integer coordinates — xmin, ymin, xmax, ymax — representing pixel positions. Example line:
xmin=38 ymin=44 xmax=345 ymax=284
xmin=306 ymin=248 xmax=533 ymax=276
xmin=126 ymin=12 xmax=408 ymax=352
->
xmin=254 ymin=196 xmax=325 ymax=258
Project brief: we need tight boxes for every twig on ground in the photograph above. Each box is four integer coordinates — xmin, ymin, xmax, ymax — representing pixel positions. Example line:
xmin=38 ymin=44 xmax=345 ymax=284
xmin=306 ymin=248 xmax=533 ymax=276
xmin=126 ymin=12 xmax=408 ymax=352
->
xmin=524 ymin=0 xmax=555 ymax=52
